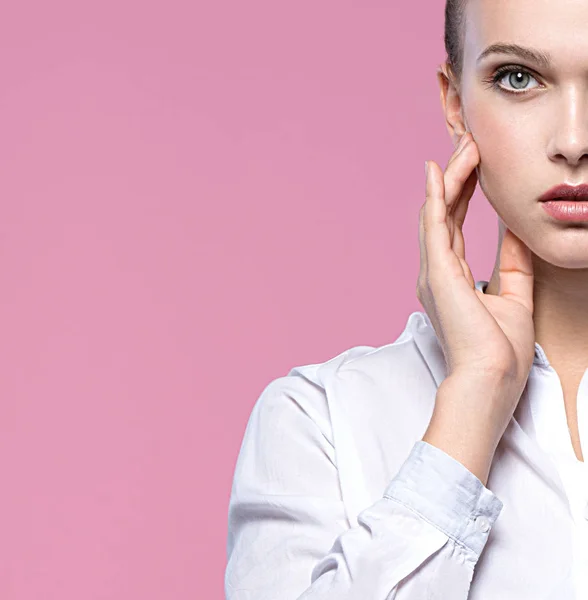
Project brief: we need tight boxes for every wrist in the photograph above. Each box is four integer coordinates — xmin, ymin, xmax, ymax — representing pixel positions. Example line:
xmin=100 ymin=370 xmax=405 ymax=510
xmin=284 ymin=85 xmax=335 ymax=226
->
xmin=422 ymin=376 xmax=506 ymax=485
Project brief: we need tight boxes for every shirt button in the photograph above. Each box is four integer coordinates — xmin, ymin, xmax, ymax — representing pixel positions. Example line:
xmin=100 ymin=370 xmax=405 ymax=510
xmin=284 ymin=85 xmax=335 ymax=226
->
xmin=475 ymin=515 xmax=490 ymax=533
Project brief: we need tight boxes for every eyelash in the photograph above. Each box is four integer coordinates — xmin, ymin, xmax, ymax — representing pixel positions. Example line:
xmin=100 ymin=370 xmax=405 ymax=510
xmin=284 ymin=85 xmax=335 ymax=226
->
xmin=483 ymin=65 xmax=542 ymax=96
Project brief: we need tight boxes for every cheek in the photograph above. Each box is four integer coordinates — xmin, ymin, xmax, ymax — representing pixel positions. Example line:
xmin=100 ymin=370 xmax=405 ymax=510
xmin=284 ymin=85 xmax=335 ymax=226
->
xmin=478 ymin=139 xmax=520 ymax=183
xmin=471 ymin=136 xmax=514 ymax=205
xmin=467 ymin=112 xmax=533 ymax=198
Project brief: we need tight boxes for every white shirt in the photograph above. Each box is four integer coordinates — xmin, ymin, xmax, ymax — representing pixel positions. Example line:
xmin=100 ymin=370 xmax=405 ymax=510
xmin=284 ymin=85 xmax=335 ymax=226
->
xmin=225 ymin=280 xmax=588 ymax=599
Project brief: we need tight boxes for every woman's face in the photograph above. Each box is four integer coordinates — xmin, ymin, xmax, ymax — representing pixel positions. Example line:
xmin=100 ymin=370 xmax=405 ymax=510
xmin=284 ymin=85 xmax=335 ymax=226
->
xmin=460 ymin=0 xmax=588 ymax=268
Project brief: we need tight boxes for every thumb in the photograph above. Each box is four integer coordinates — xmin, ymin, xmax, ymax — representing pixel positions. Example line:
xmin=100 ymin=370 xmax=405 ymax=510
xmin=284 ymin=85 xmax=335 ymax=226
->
xmin=497 ymin=227 xmax=534 ymax=315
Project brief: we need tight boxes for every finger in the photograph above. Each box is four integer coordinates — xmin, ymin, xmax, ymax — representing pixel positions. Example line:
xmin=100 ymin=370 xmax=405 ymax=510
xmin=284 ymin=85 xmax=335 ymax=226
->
xmin=418 ymin=203 xmax=427 ymax=277
xmin=443 ymin=131 xmax=472 ymax=188
xmin=497 ymin=227 xmax=534 ymax=315
xmin=443 ymin=145 xmax=480 ymax=250
xmin=446 ymin=131 xmax=470 ymax=170
xmin=423 ymin=160 xmax=467 ymax=281
xmin=449 ymin=168 xmax=479 ymax=258
xmin=419 ymin=159 xmax=432 ymax=283
xmin=453 ymin=168 xmax=478 ymax=230
xmin=444 ymin=137 xmax=480 ymax=212
xmin=456 ymin=246 xmax=476 ymax=288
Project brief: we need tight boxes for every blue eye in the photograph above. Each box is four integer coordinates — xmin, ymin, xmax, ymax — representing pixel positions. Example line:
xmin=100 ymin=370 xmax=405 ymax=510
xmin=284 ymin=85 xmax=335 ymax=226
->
xmin=487 ymin=65 xmax=541 ymax=95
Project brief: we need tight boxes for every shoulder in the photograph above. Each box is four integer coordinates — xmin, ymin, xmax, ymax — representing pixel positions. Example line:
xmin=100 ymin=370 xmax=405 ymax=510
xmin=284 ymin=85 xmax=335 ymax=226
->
xmin=249 ymin=310 xmax=437 ymax=447
xmin=236 ymin=310 xmax=442 ymax=519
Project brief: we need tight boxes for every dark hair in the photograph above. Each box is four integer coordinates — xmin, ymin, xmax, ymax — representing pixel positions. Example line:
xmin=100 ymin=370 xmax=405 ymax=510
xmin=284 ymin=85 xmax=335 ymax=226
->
xmin=444 ymin=0 xmax=466 ymax=85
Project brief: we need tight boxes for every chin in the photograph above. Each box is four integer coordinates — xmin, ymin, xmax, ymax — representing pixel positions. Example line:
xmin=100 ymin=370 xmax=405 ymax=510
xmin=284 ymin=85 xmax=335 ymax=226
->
xmin=534 ymin=239 xmax=588 ymax=269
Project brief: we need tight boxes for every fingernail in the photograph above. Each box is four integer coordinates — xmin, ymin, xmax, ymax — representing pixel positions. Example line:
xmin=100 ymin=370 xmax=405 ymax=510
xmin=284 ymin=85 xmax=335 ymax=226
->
xmin=457 ymin=133 xmax=469 ymax=152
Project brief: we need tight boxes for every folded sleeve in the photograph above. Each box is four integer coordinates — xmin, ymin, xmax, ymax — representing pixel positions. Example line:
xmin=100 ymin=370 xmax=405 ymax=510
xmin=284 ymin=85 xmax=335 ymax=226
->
xmin=225 ymin=375 xmax=504 ymax=600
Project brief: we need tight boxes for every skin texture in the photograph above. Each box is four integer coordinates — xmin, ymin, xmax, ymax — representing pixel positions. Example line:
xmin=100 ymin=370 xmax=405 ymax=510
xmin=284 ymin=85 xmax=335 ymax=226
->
xmin=437 ymin=0 xmax=588 ymax=460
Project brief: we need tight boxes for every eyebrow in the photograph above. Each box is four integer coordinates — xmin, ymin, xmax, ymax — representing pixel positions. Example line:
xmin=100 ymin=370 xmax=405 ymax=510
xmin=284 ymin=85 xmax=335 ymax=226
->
xmin=476 ymin=43 xmax=552 ymax=69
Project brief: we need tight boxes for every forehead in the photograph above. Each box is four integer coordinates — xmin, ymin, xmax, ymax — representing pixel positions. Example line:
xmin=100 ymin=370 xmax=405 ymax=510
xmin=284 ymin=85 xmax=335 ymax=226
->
xmin=466 ymin=0 xmax=588 ymax=67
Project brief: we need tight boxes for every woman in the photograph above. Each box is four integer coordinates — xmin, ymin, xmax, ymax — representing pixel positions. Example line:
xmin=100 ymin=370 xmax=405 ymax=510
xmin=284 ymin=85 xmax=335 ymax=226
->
xmin=226 ymin=0 xmax=588 ymax=597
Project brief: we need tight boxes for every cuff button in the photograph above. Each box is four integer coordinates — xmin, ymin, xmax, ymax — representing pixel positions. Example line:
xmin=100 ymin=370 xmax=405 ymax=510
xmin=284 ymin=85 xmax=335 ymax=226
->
xmin=475 ymin=515 xmax=490 ymax=533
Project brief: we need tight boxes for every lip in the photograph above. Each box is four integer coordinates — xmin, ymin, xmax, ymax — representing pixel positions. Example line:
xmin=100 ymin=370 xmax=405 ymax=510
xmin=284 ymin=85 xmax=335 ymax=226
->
xmin=539 ymin=183 xmax=588 ymax=202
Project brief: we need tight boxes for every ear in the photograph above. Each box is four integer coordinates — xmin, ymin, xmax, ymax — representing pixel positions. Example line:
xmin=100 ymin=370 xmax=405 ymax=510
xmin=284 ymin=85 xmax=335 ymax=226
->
xmin=437 ymin=62 xmax=468 ymax=148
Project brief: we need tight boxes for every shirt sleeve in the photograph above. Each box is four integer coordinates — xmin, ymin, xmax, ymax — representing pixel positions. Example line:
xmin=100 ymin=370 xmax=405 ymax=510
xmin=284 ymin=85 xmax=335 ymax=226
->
xmin=225 ymin=375 xmax=504 ymax=600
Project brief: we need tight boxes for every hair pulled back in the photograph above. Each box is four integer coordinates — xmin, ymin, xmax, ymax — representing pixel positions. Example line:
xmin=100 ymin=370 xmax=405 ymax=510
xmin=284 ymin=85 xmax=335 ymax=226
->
xmin=444 ymin=0 xmax=466 ymax=85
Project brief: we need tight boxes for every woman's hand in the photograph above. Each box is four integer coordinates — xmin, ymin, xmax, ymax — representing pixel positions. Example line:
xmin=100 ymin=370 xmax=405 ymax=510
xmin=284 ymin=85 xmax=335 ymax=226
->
xmin=417 ymin=132 xmax=536 ymax=436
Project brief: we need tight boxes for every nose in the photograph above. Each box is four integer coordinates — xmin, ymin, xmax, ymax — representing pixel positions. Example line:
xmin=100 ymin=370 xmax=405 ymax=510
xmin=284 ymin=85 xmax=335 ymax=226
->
xmin=547 ymin=87 xmax=588 ymax=166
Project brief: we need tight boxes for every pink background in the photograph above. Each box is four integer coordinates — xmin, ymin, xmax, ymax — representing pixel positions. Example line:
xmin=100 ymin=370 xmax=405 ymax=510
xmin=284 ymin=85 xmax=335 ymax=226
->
xmin=0 ymin=2 xmax=498 ymax=598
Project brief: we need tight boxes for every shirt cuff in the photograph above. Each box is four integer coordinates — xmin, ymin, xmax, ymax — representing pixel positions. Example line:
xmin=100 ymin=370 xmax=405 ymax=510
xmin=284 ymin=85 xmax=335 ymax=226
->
xmin=383 ymin=440 xmax=504 ymax=558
